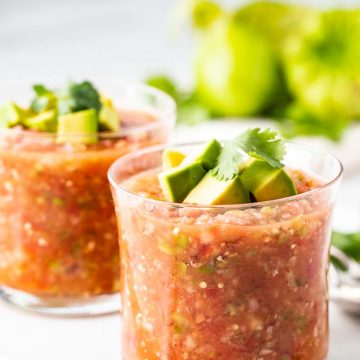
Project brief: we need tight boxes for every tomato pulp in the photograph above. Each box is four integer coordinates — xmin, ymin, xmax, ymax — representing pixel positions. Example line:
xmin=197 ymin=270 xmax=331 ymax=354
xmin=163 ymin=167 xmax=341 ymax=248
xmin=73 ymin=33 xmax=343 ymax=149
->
xmin=0 ymin=110 xmax=168 ymax=298
xmin=117 ymin=169 xmax=333 ymax=360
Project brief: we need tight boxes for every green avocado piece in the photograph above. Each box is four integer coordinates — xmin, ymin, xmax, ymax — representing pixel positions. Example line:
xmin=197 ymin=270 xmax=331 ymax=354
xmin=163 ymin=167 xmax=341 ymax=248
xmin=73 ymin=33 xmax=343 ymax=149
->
xmin=99 ymin=103 xmax=120 ymax=132
xmin=162 ymin=149 xmax=186 ymax=169
xmin=184 ymin=172 xmax=250 ymax=205
xmin=23 ymin=110 xmax=57 ymax=132
xmin=183 ymin=138 xmax=221 ymax=170
xmin=158 ymin=161 xmax=206 ymax=202
xmin=57 ymin=109 xmax=98 ymax=144
xmin=0 ymin=101 xmax=23 ymax=128
xmin=240 ymin=158 xmax=297 ymax=201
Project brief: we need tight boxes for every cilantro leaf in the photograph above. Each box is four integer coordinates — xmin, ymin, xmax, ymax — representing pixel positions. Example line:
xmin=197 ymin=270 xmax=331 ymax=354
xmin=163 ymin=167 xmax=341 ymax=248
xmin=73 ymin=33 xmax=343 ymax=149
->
xmin=212 ymin=128 xmax=285 ymax=181
xmin=211 ymin=141 xmax=244 ymax=180
xmin=58 ymin=81 xmax=101 ymax=115
xmin=33 ymin=84 xmax=52 ymax=96
xmin=233 ymin=128 xmax=285 ymax=168
xmin=68 ymin=81 xmax=101 ymax=113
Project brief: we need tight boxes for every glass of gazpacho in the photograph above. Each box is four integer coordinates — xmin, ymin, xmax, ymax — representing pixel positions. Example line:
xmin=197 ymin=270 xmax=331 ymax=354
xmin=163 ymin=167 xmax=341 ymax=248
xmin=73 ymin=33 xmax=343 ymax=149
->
xmin=109 ymin=129 xmax=342 ymax=360
xmin=0 ymin=79 xmax=175 ymax=315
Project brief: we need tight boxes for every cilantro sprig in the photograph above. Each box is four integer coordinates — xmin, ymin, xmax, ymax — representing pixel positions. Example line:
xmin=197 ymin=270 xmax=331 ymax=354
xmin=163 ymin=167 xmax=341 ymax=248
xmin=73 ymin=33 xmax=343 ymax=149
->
xmin=212 ymin=128 xmax=286 ymax=181
xmin=30 ymin=81 xmax=102 ymax=116
xmin=211 ymin=140 xmax=245 ymax=180
xmin=58 ymin=81 xmax=102 ymax=115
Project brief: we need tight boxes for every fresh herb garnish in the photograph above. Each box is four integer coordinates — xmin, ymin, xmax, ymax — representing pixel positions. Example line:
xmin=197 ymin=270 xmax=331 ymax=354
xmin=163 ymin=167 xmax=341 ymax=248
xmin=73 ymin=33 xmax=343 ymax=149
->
xmin=212 ymin=128 xmax=285 ymax=181
xmin=234 ymin=128 xmax=285 ymax=168
xmin=211 ymin=139 xmax=245 ymax=180
xmin=31 ymin=81 xmax=102 ymax=116
xmin=58 ymin=81 xmax=102 ymax=115
xmin=33 ymin=84 xmax=52 ymax=96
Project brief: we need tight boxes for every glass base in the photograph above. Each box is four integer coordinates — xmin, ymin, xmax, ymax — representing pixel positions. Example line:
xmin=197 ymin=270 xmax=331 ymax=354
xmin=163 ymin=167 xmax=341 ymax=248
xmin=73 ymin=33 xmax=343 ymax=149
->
xmin=0 ymin=286 xmax=121 ymax=317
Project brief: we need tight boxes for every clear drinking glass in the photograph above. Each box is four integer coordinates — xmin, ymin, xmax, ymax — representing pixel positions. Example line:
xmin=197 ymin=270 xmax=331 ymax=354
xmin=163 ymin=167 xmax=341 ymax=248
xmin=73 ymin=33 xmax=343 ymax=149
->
xmin=109 ymin=142 xmax=343 ymax=360
xmin=0 ymin=79 xmax=175 ymax=316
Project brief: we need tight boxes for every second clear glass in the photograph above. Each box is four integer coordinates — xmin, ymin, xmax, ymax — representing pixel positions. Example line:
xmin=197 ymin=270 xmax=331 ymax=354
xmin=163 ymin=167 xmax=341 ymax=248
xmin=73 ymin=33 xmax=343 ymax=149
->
xmin=109 ymin=142 xmax=343 ymax=360
xmin=0 ymin=79 xmax=176 ymax=316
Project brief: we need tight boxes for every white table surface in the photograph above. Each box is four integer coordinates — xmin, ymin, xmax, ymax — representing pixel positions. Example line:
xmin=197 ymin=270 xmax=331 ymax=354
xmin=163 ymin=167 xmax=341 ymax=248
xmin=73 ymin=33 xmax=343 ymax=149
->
xmin=0 ymin=1 xmax=359 ymax=358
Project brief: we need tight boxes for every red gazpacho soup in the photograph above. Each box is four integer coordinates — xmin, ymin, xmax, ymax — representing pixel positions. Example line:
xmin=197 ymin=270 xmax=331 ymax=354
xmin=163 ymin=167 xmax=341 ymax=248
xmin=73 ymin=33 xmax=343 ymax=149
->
xmin=110 ymin=131 xmax=342 ymax=360
xmin=0 ymin=80 xmax=174 ymax=302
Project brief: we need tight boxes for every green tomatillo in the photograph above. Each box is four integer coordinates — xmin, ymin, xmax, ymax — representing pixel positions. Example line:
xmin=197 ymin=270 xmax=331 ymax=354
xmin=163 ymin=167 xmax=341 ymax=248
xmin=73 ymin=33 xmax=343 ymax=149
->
xmin=194 ymin=17 xmax=279 ymax=117
xmin=284 ymin=9 xmax=360 ymax=119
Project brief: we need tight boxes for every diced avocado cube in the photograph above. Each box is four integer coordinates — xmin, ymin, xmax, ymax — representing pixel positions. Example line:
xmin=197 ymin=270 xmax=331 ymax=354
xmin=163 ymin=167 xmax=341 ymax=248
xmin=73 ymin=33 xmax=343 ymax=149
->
xmin=99 ymin=103 xmax=120 ymax=132
xmin=0 ymin=101 xmax=23 ymax=128
xmin=162 ymin=149 xmax=186 ymax=169
xmin=57 ymin=109 xmax=98 ymax=144
xmin=23 ymin=110 xmax=57 ymax=132
xmin=240 ymin=158 xmax=297 ymax=201
xmin=183 ymin=138 xmax=221 ymax=170
xmin=184 ymin=172 xmax=250 ymax=205
xmin=158 ymin=161 xmax=206 ymax=202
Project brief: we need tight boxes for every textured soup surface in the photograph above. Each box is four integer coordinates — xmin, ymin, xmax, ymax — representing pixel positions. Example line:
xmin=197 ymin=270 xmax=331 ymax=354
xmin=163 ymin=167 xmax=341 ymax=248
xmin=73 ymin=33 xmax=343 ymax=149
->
xmin=0 ymin=110 xmax=167 ymax=297
xmin=119 ymin=169 xmax=332 ymax=360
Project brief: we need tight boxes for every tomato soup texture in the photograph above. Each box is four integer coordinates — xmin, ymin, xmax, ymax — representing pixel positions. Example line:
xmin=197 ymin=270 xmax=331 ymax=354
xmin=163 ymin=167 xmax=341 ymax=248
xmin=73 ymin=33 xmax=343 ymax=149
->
xmin=0 ymin=110 xmax=168 ymax=297
xmin=118 ymin=169 xmax=332 ymax=360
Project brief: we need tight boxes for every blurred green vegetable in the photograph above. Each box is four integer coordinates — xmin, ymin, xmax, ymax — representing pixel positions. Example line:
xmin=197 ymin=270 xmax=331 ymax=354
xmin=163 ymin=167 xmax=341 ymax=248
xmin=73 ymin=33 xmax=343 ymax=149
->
xmin=146 ymin=75 xmax=210 ymax=125
xmin=234 ymin=1 xmax=311 ymax=53
xmin=332 ymin=231 xmax=360 ymax=264
xmin=146 ymin=75 xmax=179 ymax=101
xmin=277 ymin=103 xmax=348 ymax=141
xmin=284 ymin=10 xmax=360 ymax=119
xmin=177 ymin=93 xmax=211 ymax=125
xmin=195 ymin=17 xmax=279 ymax=116
xmin=190 ymin=0 xmax=222 ymax=29
xmin=147 ymin=1 xmax=360 ymax=140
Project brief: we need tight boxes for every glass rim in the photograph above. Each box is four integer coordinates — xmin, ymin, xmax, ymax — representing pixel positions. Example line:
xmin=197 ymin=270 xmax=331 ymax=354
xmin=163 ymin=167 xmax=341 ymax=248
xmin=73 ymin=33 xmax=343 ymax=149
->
xmin=108 ymin=141 xmax=344 ymax=210
xmin=0 ymin=79 xmax=176 ymax=139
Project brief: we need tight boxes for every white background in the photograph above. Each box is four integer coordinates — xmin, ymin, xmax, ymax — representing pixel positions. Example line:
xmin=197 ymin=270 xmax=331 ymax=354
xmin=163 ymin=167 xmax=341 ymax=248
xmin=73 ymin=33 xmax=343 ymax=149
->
xmin=0 ymin=1 xmax=360 ymax=359
xmin=1 ymin=0 xmax=360 ymax=83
